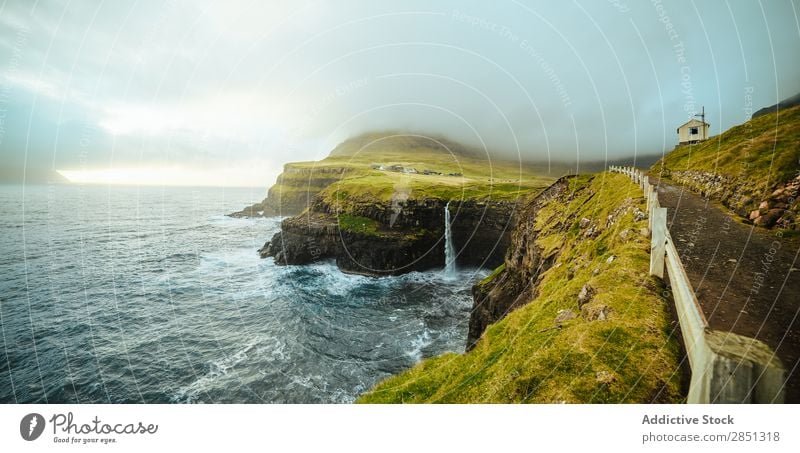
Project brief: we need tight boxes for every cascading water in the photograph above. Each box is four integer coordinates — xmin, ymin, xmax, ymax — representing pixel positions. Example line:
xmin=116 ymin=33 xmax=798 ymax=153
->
xmin=444 ymin=201 xmax=457 ymax=277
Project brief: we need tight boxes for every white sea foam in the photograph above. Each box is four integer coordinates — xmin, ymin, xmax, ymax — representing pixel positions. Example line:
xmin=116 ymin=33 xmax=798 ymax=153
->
xmin=171 ymin=336 xmax=271 ymax=403
xmin=405 ymin=328 xmax=433 ymax=362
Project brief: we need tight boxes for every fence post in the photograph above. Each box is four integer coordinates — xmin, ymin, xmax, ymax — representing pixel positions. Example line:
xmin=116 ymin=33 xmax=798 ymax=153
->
xmin=649 ymin=186 xmax=658 ymax=228
xmin=649 ymin=207 xmax=667 ymax=278
xmin=687 ymin=331 xmax=787 ymax=403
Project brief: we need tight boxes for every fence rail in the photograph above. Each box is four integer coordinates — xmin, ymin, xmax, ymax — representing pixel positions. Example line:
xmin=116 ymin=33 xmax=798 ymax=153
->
xmin=608 ymin=165 xmax=785 ymax=403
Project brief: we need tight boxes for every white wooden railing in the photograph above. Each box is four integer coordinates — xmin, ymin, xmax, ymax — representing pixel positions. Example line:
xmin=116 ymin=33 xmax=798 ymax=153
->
xmin=609 ymin=165 xmax=785 ymax=403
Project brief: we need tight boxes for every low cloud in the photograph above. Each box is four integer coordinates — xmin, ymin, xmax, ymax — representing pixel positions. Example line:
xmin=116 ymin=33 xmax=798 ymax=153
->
xmin=1 ymin=0 xmax=798 ymax=185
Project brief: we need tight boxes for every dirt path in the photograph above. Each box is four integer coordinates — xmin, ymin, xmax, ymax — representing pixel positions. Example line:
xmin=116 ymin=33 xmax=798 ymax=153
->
xmin=654 ymin=181 xmax=800 ymax=402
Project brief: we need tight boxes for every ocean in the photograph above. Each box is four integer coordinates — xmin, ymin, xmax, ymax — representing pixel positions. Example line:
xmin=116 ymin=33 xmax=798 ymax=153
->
xmin=0 ymin=184 xmax=486 ymax=403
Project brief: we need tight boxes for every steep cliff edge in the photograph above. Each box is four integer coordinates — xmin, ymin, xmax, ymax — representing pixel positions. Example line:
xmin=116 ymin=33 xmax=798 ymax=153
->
xmin=358 ymin=173 xmax=683 ymax=403
xmin=242 ymin=132 xmax=553 ymax=276
xmin=229 ymin=164 xmax=349 ymax=217
xmin=467 ymin=177 xmax=571 ymax=349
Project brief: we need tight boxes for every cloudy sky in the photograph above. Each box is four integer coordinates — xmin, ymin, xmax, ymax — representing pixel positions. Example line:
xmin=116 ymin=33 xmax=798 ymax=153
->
xmin=1 ymin=0 xmax=798 ymax=186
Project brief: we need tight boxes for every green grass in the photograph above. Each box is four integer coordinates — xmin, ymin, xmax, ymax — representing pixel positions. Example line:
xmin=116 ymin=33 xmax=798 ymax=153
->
xmin=653 ymin=105 xmax=800 ymax=200
xmin=337 ymin=214 xmax=380 ymax=235
xmin=357 ymin=172 xmax=683 ymax=403
xmin=477 ymin=263 xmax=505 ymax=289
xmin=321 ymin=171 xmax=548 ymax=207
xmin=287 ymin=133 xmax=554 ymax=204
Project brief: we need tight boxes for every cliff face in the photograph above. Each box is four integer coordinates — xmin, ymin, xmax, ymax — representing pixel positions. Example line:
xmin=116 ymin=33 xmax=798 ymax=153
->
xmin=229 ymin=164 xmax=351 ymax=217
xmin=467 ymin=177 xmax=571 ymax=349
xmin=262 ymin=198 xmax=515 ymax=276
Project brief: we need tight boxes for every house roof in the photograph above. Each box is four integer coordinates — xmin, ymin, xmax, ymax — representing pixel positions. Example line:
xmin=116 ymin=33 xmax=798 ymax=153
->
xmin=677 ymin=118 xmax=709 ymax=128
xmin=676 ymin=118 xmax=710 ymax=133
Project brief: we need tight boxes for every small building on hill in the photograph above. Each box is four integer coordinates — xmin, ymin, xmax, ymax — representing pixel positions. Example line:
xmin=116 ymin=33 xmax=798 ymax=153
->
xmin=677 ymin=118 xmax=709 ymax=145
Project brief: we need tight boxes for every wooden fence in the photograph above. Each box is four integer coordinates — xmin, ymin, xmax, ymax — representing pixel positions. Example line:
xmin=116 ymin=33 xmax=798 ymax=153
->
xmin=608 ymin=165 xmax=785 ymax=403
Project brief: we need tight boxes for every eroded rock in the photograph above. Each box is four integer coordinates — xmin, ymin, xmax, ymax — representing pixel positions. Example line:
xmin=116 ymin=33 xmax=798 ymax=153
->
xmin=554 ymin=309 xmax=576 ymax=324
xmin=583 ymin=304 xmax=610 ymax=321
xmin=577 ymin=284 xmax=595 ymax=308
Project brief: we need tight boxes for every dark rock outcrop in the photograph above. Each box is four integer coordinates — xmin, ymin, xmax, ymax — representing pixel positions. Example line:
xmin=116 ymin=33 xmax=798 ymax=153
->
xmin=262 ymin=198 xmax=516 ymax=276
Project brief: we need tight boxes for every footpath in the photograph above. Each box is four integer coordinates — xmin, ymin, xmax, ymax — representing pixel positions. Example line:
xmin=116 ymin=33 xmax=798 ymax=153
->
xmin=655 ymin=181 xmax=800 ymax=402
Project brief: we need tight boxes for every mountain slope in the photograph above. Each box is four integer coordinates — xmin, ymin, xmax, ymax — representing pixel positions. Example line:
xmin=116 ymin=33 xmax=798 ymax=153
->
xmin=652 ymin=104 xmax=800 ymax=229
xmin=752 ymin=92 xmax=800 ymax=119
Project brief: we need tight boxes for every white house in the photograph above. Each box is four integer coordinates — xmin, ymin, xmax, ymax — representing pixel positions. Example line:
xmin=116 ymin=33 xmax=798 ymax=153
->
xmin=676 ymin=118 xmax=709 ymax=145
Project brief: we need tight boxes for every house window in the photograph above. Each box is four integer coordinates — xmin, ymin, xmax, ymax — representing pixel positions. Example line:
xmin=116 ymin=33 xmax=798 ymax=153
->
xmin=689 ymin=127 xmax=699 ymax=135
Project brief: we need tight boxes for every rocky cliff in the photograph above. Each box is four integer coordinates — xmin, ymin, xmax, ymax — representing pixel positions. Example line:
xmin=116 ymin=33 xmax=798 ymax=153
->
xmin=467 ymin=177 xmax=571 ymax=349
xmin=229 ymin=163 xmax=350 ymax=217
xmin=262 ymin=197 xmax=515 ymax=276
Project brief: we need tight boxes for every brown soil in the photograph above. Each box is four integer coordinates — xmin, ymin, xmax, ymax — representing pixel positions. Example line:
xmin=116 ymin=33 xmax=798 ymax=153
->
xmin=655 ymin=180 xmax=800 ymax=402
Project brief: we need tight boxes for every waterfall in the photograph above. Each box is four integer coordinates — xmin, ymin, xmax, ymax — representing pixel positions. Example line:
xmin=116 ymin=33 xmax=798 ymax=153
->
xmin=444 ymin=201 xmax=457 ymax=277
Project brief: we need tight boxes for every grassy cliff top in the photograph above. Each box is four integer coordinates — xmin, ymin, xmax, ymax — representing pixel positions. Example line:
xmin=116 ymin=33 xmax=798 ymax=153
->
xmin=282 ymin=132 xmax=554 ymax=205
xmin=653 ymin=104 xmax=800 ymax=189
xmin=358 ymin=173 xmax=682 ymax=403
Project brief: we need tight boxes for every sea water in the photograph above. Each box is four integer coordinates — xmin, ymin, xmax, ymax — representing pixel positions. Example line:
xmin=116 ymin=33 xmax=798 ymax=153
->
xmin=0 ymin=184 xmax=486 ymax=403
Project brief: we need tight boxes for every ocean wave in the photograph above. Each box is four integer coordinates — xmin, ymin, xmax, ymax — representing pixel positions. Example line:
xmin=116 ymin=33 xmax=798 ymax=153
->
xmin=170 ymin=335 xmax=276 ymax=403
xmin=405 ymin=327 xmax=433 ymax=362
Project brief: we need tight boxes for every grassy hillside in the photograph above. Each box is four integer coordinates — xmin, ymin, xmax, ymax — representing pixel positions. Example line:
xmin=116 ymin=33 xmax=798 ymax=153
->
xmin=652 ymin=105 xmax=800 ymax=228
xmin=358 ymin=173 xmax=683 ymax=403
xmin=236 ymin=132 xmax=556 ymax=218
xmin=295 ymin=133 xmax=554 ymax=206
